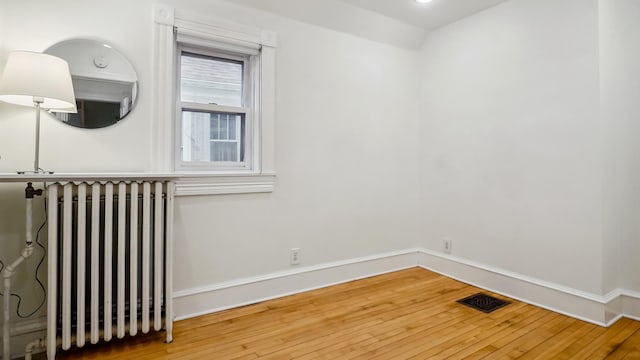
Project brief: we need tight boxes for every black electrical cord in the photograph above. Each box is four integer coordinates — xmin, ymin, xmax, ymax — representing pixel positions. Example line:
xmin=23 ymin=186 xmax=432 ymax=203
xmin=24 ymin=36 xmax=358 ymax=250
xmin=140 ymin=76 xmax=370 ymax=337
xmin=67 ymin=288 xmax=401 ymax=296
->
xmin=16 ymin=202 xmax=47 ymax=319
xmin=0 ymin=185 xmax=48 ymax=319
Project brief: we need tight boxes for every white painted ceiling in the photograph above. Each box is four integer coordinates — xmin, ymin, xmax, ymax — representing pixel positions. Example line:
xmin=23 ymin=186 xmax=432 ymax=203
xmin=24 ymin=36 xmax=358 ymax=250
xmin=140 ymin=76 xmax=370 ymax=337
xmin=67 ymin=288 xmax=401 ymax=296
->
xmin=229 ymin=0 xmax=512 ymax=49
xmin=337 ymin=0 xmax=511 ymax=31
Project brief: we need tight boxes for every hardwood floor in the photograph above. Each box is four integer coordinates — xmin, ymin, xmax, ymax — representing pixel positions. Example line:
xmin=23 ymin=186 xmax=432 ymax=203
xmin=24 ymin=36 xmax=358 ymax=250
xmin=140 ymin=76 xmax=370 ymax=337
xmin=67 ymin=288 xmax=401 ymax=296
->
xmin=54 ymin=267 xmax=640 ymax=359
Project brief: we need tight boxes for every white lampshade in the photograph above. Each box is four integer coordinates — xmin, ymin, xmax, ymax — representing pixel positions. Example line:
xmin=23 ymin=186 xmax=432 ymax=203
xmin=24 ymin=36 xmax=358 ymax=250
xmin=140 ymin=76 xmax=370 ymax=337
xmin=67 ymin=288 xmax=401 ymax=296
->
xmin=0 ymin=51 xmax=77 ymax=112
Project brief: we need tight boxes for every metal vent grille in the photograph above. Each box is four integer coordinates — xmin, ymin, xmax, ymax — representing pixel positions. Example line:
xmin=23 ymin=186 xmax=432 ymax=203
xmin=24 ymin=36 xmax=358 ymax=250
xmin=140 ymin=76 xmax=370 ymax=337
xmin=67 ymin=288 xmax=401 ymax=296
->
xmin=457 ymin=293 xmax=510 ymax=313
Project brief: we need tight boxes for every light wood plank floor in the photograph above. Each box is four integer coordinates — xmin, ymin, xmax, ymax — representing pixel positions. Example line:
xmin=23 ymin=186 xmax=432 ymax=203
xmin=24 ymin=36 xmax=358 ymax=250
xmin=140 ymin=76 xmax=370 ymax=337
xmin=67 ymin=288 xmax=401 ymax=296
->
xmin=54 ymin=267 xmax=640 ymax=359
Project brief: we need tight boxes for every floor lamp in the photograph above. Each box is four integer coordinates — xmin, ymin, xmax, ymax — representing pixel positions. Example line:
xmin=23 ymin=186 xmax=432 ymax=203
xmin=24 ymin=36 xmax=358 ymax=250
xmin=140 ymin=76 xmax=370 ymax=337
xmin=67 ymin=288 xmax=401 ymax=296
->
xmin=0 ymin=51 xmax=76 ymax=360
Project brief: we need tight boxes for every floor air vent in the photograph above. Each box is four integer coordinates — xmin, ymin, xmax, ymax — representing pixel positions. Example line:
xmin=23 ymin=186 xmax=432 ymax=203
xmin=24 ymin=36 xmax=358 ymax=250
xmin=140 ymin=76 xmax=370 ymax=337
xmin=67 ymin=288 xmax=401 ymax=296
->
xmin=457 ymin=293 xmax=510 ymax=313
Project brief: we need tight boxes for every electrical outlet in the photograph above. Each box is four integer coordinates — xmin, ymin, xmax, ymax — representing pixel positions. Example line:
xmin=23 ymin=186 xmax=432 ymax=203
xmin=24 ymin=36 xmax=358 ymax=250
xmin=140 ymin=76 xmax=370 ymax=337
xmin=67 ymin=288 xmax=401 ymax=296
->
xmin=290 ymin=248 xmax=301 ymax=265
xmin=443 ymin=238 xmax=452 ymax=254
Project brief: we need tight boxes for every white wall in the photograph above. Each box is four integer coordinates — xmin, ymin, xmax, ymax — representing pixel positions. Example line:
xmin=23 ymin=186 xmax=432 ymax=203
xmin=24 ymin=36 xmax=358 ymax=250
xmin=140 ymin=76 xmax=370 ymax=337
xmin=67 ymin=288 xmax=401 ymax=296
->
xmin=0 ymin=1 xmax=5 ymax=55
xmin=600 ymin=0 xmax=640 ymax=294
xmin=417 ymin=0 xmax=604 ymax=294
xmin=0 ymin=0 xmax=421 ymax=318
xmin=164 ymin=0 xmax=422 ymax=289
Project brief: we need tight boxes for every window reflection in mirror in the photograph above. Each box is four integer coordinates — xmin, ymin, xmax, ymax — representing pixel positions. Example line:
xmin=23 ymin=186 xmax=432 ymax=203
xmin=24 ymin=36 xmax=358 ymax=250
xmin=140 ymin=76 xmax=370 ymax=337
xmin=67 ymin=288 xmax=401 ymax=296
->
xmin=45 ymin=39 xmax=138 ymax=129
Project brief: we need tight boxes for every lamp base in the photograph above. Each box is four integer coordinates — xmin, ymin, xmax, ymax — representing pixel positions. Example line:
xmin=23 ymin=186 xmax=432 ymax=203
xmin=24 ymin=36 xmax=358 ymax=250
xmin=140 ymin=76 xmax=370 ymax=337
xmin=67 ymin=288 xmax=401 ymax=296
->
xmin=16 ymin=170 xmax=54 ymax=175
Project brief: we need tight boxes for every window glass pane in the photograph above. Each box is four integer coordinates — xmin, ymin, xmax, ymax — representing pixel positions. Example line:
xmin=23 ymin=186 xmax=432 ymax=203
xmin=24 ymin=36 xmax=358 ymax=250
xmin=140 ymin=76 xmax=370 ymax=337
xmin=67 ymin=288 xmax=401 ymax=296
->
xmin=221 ymin=116 xmax=229 ymax=139
xmin=210 ymin=114 xmax=221 ymax=140
xmin=181 ymin=111 xmax=244 ymax=162
xmin=210 ymin=142 xmax=238 ymax=162
xmin=208 ymin=113 xmax=238 ymax=140
xmin=228 ymin=115 xmax=237 ymax=140
xmin=180 ymin=52 xmax=243 ymax=107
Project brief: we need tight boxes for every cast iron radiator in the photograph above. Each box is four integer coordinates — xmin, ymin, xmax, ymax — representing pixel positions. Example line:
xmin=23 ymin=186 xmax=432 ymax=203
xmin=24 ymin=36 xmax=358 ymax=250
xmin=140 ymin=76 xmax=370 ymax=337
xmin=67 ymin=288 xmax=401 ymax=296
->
xmin=46 ymin=180 xmax=174 ymax=358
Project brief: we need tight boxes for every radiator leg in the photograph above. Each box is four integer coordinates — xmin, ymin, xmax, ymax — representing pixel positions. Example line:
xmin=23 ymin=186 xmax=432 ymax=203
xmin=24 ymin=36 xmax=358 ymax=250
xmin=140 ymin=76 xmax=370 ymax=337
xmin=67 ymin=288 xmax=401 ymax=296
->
xmin=24 ymin=337 xmax=46 ymax=360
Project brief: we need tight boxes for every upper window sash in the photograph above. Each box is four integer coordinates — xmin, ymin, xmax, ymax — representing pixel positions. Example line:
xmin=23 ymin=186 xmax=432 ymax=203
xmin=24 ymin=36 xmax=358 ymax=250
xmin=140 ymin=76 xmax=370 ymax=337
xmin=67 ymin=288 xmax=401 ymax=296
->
xmin=178 ymin=47 xmax=250 ymax=109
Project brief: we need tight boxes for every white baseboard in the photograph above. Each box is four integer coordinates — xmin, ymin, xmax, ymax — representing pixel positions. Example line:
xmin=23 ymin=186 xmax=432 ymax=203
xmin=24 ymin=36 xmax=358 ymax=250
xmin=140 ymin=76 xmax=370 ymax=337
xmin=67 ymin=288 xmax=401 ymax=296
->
xmin=173 ymin=249 xmax=419 ymax=321
xmin=2 ymin=317 xmax=46 ymax=359
xmin=619 ymin=289 xmax=640 ymax=322
xmin=171 ymin=247 xmax=640 ymax=327
xmin=416 ymin=249 xmax=614 ymax=326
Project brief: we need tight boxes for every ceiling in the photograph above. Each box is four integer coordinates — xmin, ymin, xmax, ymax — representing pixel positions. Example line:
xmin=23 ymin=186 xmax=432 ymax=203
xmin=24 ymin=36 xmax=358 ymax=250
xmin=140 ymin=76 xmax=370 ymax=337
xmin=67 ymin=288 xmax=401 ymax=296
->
xmin=229 ymin=0 xmax=512 ymax=49
xmin=337 ymin=0 xmax=511 ymax=31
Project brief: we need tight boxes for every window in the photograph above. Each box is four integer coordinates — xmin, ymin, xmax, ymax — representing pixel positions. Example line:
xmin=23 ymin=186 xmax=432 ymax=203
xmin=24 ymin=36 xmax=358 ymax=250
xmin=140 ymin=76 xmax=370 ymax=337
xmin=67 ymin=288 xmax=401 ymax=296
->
xmin=152 ymin=5 xmax=277 ymax=195
xmin=178 ymin=51 xmax=250 ymax=168
xmin=177 ymin=47 xmax=256 ymax=171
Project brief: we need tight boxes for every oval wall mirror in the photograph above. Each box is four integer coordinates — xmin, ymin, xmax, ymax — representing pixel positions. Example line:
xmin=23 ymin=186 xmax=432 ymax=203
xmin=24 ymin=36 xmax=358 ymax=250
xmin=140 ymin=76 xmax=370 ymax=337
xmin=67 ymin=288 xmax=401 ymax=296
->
xmin=45 ymin=38 xmax=138 ymax=129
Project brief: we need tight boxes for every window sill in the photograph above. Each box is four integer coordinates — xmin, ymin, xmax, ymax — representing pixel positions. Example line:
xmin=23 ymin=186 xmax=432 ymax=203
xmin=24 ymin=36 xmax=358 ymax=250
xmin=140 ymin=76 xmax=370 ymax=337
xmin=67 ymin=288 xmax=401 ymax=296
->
xmin=174 ymin=172 xmax=275 ymax=196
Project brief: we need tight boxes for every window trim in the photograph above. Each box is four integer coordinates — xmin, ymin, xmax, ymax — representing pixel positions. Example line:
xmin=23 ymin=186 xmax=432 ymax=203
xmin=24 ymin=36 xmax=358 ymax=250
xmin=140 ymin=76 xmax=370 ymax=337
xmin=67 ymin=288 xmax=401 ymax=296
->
xmin=152 ymin=5 xmax=277 ymax=195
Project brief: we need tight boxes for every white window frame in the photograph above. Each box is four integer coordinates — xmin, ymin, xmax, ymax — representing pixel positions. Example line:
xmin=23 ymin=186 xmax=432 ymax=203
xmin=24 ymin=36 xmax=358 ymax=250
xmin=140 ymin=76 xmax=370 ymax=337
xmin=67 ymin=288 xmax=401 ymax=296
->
xmin=152 ymin=5 xmax=277 ymax=196
xmin=176 ymin=47 xmax=254 ymax=171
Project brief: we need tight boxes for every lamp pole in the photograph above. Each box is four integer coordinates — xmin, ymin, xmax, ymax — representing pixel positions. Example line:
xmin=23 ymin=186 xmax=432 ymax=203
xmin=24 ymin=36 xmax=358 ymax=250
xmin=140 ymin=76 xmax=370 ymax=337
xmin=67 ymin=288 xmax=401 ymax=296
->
xmin=33 ymin=96 xmax=44 ymax=173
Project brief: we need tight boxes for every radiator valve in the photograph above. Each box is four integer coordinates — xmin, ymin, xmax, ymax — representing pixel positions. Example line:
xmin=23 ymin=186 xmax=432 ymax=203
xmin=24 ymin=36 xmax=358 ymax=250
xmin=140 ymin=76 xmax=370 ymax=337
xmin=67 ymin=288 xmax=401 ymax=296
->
xmin=25 ymin=182 xmax=43 ymax=199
